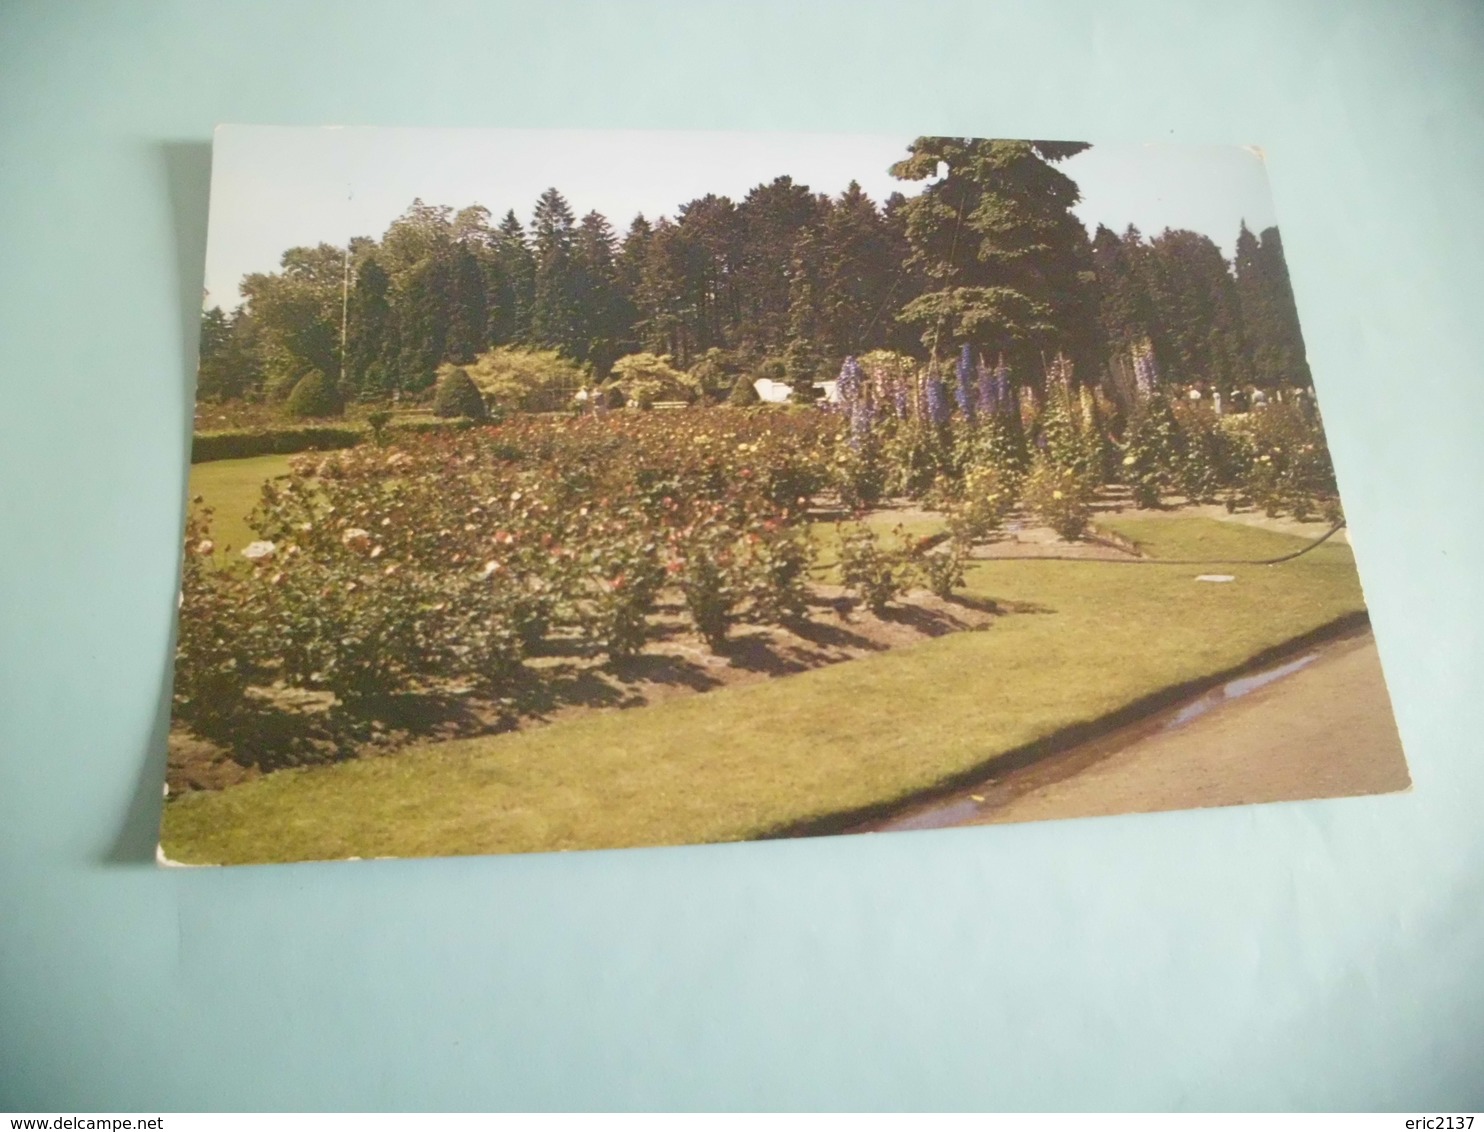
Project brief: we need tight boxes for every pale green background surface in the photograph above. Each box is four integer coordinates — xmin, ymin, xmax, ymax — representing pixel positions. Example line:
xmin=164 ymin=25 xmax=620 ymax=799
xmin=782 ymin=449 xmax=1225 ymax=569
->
xmin=1 ymin=0 xmax=1481 ymax=1110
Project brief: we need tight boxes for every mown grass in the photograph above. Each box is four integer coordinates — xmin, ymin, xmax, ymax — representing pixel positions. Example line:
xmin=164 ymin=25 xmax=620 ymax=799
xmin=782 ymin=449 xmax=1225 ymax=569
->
xmin=161 ymin=515 xmax=1366 ymax=865
xmin=188 ymin=453 xmax=295 ymax=562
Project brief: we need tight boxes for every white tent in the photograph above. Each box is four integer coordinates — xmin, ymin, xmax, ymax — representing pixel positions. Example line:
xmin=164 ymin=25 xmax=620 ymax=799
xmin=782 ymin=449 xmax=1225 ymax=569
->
xmin=752 ymin=378 xmax=794 ymax=404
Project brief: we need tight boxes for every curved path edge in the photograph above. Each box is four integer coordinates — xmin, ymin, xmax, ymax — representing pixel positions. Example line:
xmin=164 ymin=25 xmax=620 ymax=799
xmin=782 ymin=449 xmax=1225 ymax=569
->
xmin=759 ymin=609 xmax=1375 ymax=842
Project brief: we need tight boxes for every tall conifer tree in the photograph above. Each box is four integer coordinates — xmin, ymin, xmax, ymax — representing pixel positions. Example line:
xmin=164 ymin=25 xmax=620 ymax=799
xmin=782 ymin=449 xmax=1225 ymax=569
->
xmin=345 ymin=256 xmax=397 ymax=397
xmin=891 ymin=137 xmax=1099 ymax=382
xmin=529 ymin=188 xmax=580 ymax=354
xmin=733 ymin=176 xmax=824 ymax=353
xmin=446 ymin=242 xmax=490 ymax=364
xmin=1236 ymin=223 xmax=1311 ymax=388
xmin=571 ymin=210 xmax=631 ymax=374
xmin=488 ymin=210 xmax=535 ymax=346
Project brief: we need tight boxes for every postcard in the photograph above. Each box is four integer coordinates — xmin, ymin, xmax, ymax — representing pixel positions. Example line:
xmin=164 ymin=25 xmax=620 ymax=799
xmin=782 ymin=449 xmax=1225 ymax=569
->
xmin=160 ymin=127 xmax=1409 ymax=865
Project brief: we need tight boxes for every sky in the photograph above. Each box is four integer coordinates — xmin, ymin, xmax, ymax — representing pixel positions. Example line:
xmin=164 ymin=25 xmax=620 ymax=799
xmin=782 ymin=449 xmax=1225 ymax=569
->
xmin=203 ymin=127 xmax=1281 ymax=310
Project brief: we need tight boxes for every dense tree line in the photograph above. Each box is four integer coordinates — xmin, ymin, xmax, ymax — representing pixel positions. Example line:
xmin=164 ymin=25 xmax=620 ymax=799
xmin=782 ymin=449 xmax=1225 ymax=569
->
xmin=1091 ymin=219 xmax=1310 ymax=392
xmin=197 ymin=138 xmax=1312 ymax=407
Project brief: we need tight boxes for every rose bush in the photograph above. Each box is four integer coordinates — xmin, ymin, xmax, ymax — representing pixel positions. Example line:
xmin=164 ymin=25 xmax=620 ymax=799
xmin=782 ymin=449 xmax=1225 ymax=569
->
xmin=177 ymin=384 xmax=1342 ymax=772
xmin=176 ymin=409 xmax=842 ymax=763
xmin=1231 ymin=398 xmax=1338 ymax=520
xmin=1022 ymin=454 xmax=1096 ymax=541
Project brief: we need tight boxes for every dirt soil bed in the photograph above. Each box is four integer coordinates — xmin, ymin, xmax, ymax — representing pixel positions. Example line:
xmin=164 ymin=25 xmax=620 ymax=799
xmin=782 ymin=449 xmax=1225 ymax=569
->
xmin=164 ymin=497 xmax=1352 ymax=796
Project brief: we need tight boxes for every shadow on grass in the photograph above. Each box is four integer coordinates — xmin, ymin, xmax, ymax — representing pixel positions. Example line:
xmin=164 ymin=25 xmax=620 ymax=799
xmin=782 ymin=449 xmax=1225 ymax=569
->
xmin=151 ymin=576 xmax=1055 ymax=806
xmin=169 ymin=647 xmax=736 ymax=790
xmin=952 ymin=593 xmax=1055 ymax=616
xmin=877 ymin=604 xmax=975 ymax=637
xmin=876 ymin=591 xmax=1024 ymax=637
xmin=942 ymin=592 xmax=1004 ymax=614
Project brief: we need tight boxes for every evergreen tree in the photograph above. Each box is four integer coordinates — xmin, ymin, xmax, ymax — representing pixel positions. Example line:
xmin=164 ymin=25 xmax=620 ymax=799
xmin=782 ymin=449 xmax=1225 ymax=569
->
xmin=788 ymin=182 xmax=900 ymax=363
xmin=880 ymin=191 xmax=926 ymax=357
xmin=783 ymin=337 xmax=825 ymax=390
xmin=1091 ymin=223 xmax=1159 ymax=360
xmin=345 ymin=256 xmax=397 ymax=399
xmin=785 ymin=225 xmax=825 ymax=362
xmin=432 ymin=364 xmax=488 ymax=419
xmin=687 ymin=347 xmax=740 ymax=403
xmin=615 ymin=214 xmax=653 ymax=358
xmin=572 ymin=210 xmax=631 ymax=374
xmin=1236 ymin=223 xmax=1312 ymax=388
xmin=1257 ymin=227 xmax=1311 ymax=386
xmin=209 ymin=307 xmax=267 ymax=400
xmin=728 ymin=372 xmax=761 ymax=405
xmin=1144 ymin=228 xmax=1247 ymax=388
xmin=489 ymin=209 xmax=535 ymax=345
xmin=733 ymin=176 xmax=824 ymax=353
xmin=630 ymin=218 xmax=695 ymax=362
xmin=394 ymin=254 xmax=452 ymax=393
xmin=529 ymin=188 xmax=580 ymax=354
xmin=891 ymin=137 xmax=1099 ymax=380
xmin=196 ymin=307 xmax=236 ymax=400
xmin=446 ymin=242 xmax=489 ymax=364
xmin=285 ymin=369 xmax=342 ymax=418
xmin=676 ymin=193 xmax=743 ymax=356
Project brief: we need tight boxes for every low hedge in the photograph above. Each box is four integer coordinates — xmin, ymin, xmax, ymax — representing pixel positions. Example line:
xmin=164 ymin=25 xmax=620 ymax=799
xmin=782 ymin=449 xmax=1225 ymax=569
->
xmin=191 ymin=426 xmax=365 ymax=463
xmin=191 ymin=418 xmax=481 ymax=463
xmin=383 ymin=416 xmax=482 ymax=437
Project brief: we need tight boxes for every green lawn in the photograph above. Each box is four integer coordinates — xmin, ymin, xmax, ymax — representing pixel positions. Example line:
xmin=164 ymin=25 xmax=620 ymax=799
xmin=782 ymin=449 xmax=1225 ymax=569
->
xmin=188 ymin=453 xmax=295 ymax=561
xmin=162 ymin=515 xmax=1367 ymax=865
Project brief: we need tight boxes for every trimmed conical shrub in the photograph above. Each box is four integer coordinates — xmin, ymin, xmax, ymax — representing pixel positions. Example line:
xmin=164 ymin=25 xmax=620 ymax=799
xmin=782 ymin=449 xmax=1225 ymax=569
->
xmin=432 ymin=367 xmax=488 ymax=420
xmin=728 ymin=374 xmax=761 ymax=406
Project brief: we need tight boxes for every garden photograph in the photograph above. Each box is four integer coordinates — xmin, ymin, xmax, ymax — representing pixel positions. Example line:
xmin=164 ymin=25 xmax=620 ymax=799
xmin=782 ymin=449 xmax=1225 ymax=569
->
xmin=161 ymin=128 xmax=1411 ymax=865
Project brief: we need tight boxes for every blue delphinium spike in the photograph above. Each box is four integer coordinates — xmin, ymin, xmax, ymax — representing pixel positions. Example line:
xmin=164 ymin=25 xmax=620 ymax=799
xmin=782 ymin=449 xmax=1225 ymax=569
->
xmin=838 ymin=356 xmax=871 ymax=448
xmin=849 ymin=402 xmax=867 ymax=443
xmin=1133 ymin=342 xmax=1159 ymax=398
xmin=925 ymin=368 xmax=950 ymax=426
xmin=838 ymin=355 xmax=864 ymax=406
xmin=954 ymin=344 xmax=976 ymax=421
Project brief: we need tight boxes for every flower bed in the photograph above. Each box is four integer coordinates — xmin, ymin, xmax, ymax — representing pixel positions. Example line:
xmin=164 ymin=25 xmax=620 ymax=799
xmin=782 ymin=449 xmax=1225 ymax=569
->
xmin=177 ymin=356 xmax=1344 ymax=779
xmin=176 ymin=409 xmax=842 ymax=767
